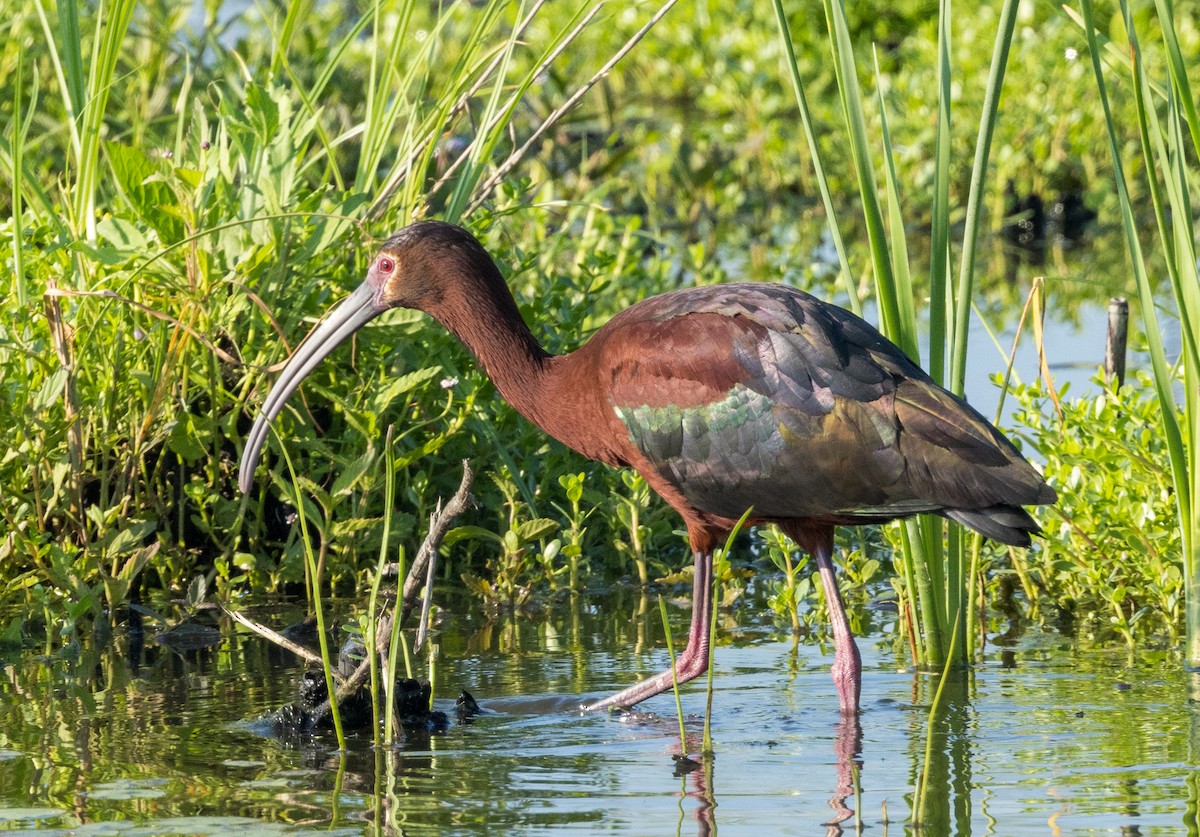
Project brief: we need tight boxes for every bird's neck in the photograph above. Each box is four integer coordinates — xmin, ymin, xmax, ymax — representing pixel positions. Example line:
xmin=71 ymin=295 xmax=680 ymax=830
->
xmin=427 ymin=271 xmax=580 ymax=444
xmin=421 ymin=256 xmax=620 ymax=461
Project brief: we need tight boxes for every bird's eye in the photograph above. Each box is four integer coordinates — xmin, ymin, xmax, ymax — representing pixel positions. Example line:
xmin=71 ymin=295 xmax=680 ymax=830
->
xmin=378 ymin=257 xmax=395 ymax=273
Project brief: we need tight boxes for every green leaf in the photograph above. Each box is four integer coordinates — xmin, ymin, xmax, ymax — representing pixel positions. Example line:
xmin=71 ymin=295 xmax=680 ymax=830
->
xmin=331 ymin=449 xmax=375 ymax=497
xmin=106 ymin=143 xmax=184 ymax=243
xmin=167 ymin=414 xmax=209 ymax=463
xmin=371 ymin=366 xmax=442 ymax=415
xmin=516 ymin=518 xmax=559 ymax=543
xmin=32 ymin=368 xmax=68 ymax=413
xmin=502 ymin=529 xmax=520 ymax=555
xmin=71 ymin=240 xmax=132 ymax=266
xmin=444 ymin=525 xmax=503 ymax=546
xmin=96 ymin=216 xmax=149 ymax=253
xmin=105 ymin=520 xmax=156 ymax=558
xmin=186 ymin=574 xmax=207 ymax=607
xmin=174 ymin=167 xmax=202 ymax=190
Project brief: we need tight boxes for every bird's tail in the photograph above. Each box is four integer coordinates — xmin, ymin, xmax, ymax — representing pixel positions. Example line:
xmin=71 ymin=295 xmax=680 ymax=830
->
xmin=941 ymin=505 xmax=1044 ymax=547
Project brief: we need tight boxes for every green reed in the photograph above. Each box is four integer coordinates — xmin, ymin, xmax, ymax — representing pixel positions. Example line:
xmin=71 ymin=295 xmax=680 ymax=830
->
xmin=1077 ymin=0 xmax=1200 ymax=664
xmin=5 ymin=0 xmax=1193 ymax=666
xmin=279 ymin=434 xmax=346 ymax=749
xmin=771 ymin=0 xmax=1020 ymax=668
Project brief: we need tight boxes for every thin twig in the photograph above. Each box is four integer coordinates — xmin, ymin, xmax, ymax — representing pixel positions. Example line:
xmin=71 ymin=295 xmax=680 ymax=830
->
xmin=402 ymin=461 xmax=475 ymax=622
xmin=466 ymin=0 xmax=679 ymax=215
xmin=221 ymin=606 xmax=328 ymax=670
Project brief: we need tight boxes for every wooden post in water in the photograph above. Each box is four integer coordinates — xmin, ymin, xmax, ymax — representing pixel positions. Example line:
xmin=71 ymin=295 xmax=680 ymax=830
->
xmin=1104 ymin=297 xmax=1128 ymax=388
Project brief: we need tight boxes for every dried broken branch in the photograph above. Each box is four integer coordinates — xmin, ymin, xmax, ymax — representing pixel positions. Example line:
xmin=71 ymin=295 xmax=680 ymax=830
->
xmin=319 ymin=460 xmax=474 ymax=720
xmin=226 ymin=461 xmax=475 ymax=726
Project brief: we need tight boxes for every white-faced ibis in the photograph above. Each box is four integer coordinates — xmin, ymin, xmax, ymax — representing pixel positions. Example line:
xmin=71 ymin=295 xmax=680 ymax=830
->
xmin=239 ymin=221 xmax=1056 ymax=715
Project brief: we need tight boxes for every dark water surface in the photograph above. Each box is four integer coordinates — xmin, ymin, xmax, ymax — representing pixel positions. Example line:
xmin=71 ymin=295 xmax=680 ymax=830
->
xmin=1 ymin=592 xmax=1197 ymax=836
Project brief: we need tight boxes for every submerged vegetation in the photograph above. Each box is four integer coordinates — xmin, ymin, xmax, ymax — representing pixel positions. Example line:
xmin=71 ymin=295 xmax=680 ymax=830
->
xmin=0 ymin=0 xmax=1197 ymax=662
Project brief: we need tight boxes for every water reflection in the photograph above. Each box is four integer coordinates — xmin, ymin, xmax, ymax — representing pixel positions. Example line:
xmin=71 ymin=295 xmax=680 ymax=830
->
xmin=677 ymin=753 xmax=715 ymax=837
xmin=2 ymin=593 xmax=1199 ymax=835
xmin=908 ymin=671 xmax=973 ymax=835
xmin=829 ymin=715 xmax=864 ymax=832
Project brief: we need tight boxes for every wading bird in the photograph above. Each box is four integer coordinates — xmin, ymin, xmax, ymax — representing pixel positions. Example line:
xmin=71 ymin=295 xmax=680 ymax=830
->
xmin=239 ymin=221 xmax=1056 ymax=715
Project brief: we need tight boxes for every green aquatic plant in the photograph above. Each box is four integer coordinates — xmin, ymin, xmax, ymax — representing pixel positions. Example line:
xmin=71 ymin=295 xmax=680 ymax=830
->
xmin=1009 ymin=375 xmax=1183 ymax=644
xmin=771 ymin=0 xmax=1026 ymax=669
xmin=1 ymin=0 xmax=1194 ymax=672
xmin=1075 ymin=0 xmax=1200 ymax=660
xmin=0 ymin=0 xmax=685 ymax=613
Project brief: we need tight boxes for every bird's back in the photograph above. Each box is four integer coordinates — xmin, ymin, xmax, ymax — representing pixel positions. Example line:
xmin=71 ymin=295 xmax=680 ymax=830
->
xmin=589 ymin=283 xmax=1054 ymax=545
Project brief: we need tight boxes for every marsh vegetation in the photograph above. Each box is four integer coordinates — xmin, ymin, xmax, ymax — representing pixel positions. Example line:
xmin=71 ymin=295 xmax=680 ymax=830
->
xmin=1 ymin=0 xmax=1199 ymax=829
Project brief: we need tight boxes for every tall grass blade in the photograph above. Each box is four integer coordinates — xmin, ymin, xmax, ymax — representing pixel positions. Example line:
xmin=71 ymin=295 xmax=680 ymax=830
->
xmin=357 ymin=0 xmax=423 ymax=198
xmin=278 ymin=439 xmax=346 ymax=749
xmin=10 ymin=47 xmax=31 ymax=307
xmin=927 ymin=0 xmax=952 ymax=384
xmin=270 ymin=0 xmax=308 ymax=76
xmin=820 ymin=0 xmax=912 ymax=356
xmin=872 ymin=51 xmax=916 ymax=364
xmin=658 ymin=594 xmax=688 ymax=751
xmin=1151 ymin=0 xmax=1200 ymax=158
xmin=54 ymin=0 xmax=84 ymax=136
xmin=950 ymin=0 xmax=1020 ymax=394
xmin=75 ymin=0 xmax=137 ymax=242
xmin=1125 ymin=1 xmax=1200 ymax=665
xmin=32 ymin=1 xmax=80 ymax=206
xmin=901 ymin=519 xmax=943 ymax=665
xmin=926 ymin=0 xmax=962 ymax=666
xmin=366 ymin=426 xmax=398 ymax=748
xmin=431 ymin=3 xmax=597 ymax=207
xmin=465 ymin=0 xmax=680 ymax=217
xmin=444 ymin=0 xmax=527 ymax=221
xmin=871 ymin=34 xmax=957 ymax=666
xmin=825 ymin=0 xmax=960 ymax=667
xmin=768 ymin=0 xmax=860 ymax=314
xmin=1078 ymin=0 xmax=1195 ymax=663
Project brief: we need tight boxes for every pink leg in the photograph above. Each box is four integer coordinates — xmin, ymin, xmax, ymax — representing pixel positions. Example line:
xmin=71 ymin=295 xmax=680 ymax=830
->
xmin=583 ymin=551 xmax=714 ymax=712
xmin=813 ymin=541 xmax=861 ymax=715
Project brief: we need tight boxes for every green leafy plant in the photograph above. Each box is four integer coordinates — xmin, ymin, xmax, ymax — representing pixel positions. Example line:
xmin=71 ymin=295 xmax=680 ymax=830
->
xmin=2 ymin=0 xmax=1195 ymax=666
xmin=1073 ymin=0 xmax=1200 ymax=662
xmin=452 ymin=469 xmax=559 ymax=607
xmin=551 ymin=472 xmax=591 ymax=592
xmin=762 ymin=525 xmax=810 ymax=634
xmin=0 ymin=0 xmax=686 ymax=619
xmin=1008 ymin=375 xmax=1182 ymax=645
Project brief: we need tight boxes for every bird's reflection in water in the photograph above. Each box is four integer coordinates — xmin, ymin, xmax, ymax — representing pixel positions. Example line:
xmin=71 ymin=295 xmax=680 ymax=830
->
xmin=826 ymin=714 xmax=864 ymax=834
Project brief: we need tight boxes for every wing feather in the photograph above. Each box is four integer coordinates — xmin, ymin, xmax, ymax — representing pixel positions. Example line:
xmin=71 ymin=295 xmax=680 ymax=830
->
xmin=597 ymin=283 xmax=1051 ymax=528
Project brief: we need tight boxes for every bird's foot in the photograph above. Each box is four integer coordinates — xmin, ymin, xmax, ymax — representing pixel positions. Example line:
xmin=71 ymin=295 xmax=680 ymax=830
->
xmin=585 ymin=549 xmax=715 ymax=713
xmin=582 ymin=648 xmax=709 ymax=713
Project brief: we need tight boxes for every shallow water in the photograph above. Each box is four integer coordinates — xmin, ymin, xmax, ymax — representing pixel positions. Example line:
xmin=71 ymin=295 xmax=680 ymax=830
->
xmin=1 ymin=590 xmax=1198 ymax=836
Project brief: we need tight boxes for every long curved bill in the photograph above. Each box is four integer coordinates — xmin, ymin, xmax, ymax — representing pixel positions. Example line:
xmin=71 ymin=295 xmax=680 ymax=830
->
xmin=239 ymin=280 xmax=386 ymax=493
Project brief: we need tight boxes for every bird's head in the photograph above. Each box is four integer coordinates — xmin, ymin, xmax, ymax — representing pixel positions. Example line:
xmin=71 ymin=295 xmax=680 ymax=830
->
xmin=237 ymin=221 xmax=493 ymax=493
xmin=367 ymin=221 xmax=489 ymax=311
